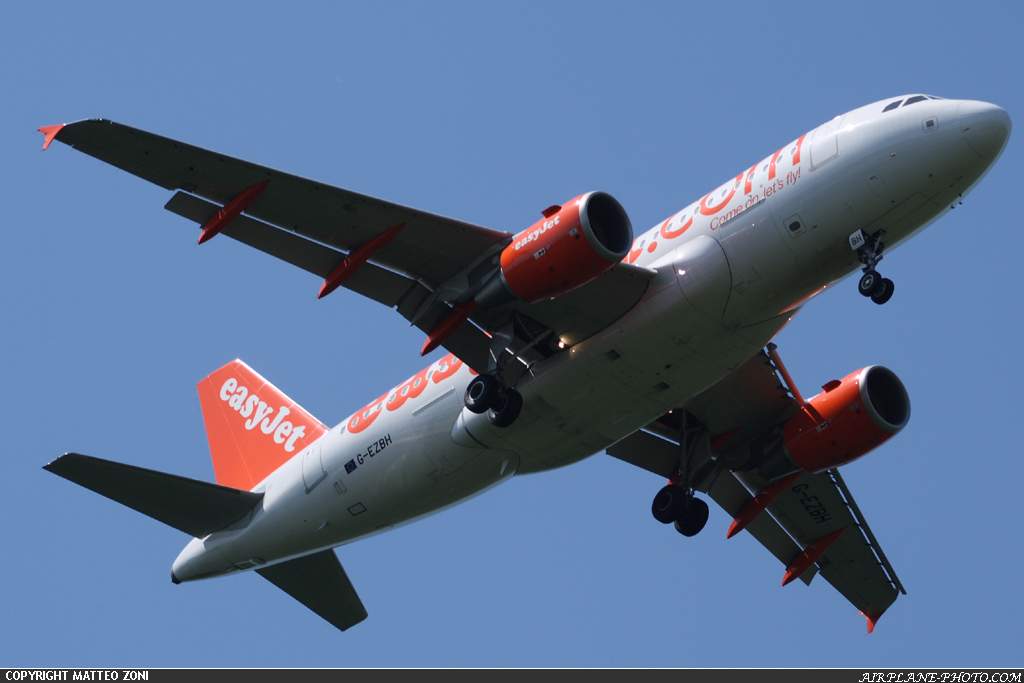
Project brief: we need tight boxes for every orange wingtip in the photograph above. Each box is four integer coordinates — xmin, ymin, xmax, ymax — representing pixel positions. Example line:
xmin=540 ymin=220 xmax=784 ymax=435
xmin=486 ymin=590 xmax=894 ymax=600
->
xmin=859 ymin=610 xmax=884 ymax=634
xmin=39 ymin=124 xmax=65 ymax=150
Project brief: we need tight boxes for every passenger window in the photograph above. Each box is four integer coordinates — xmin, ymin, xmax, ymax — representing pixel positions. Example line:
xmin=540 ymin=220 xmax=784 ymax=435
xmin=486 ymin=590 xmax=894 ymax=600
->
xmin=883 ymin=100 xmax=902 ymax=112
xmin=903 ymin=96 xmax=928 ymax=106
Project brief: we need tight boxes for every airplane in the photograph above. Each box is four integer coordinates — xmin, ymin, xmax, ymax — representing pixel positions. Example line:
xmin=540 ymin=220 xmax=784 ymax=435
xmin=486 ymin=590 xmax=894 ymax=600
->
xmin=40 ymin=93 xmax=1010 ymax=635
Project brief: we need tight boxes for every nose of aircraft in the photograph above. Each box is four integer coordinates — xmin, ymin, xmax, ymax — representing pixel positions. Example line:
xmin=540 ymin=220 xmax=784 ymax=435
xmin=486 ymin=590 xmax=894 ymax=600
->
xmin=958 ymin=100 xmax=1011 ymax=161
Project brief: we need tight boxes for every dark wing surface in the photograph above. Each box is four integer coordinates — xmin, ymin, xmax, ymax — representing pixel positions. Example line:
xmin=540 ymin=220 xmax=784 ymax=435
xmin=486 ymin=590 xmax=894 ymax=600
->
xmin=607 ymin=348 xmax=905 ymax=630
xmin=54 ymin=119 xmax=504 ymax=285
xmin=44 ymin=453 xmax=263 ymax=539
xmin=257 ymin=550 xmax=368 ymax=632
xmin=47 ymin=120 xmax=650 ymax=371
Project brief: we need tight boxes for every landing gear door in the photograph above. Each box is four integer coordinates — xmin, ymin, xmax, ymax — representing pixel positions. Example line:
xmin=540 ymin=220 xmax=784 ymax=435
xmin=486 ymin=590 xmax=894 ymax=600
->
xmin=301 ymin=439 xmax=326 ymax=493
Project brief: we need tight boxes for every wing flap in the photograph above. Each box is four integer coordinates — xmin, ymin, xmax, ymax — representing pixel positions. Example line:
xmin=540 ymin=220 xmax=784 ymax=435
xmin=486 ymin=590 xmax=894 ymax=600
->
xmin=256 ymin=550 xmax=368 ymax=632
xmin=705 ymin=470 xmax=814 ymax=585
xmin=166 ymin=190 xmax=493 ymax=371
xmin=165 ymin=191 xmax=418 ymax=309
xmin=165 ymin=191 xmax=339 ymax=276
xmin=55 ymin=119 xmax=510 ymax=289
xmin=607 ymin=429 xmax=678 ymax=479
xmin=736 ymin=468 xmax=901 ymax=618
xmin=166 ymin=190 xmax=492 ymax=370
xmin=816 ymin=534 xmax=898 ymax=621
xmin=812 ymin=470 xmax=903 ymax=619
xmin=43 ymin=453 xmax=262 ymax=538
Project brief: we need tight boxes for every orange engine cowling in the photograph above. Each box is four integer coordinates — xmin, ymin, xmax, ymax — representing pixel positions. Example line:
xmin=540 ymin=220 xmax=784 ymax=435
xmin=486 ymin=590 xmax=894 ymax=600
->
xmin=783 ymin=366 xmax=910 ymax=474
xmin=499 ymin=192 xmax=632 ymax=304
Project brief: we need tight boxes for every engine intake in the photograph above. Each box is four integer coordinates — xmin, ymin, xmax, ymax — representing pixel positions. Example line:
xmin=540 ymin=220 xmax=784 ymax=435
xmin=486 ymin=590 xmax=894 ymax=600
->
xmin=497 ymin=192 xmax=632 ymax=304
xmin=782 ymin=366 xmax=910 ymax=474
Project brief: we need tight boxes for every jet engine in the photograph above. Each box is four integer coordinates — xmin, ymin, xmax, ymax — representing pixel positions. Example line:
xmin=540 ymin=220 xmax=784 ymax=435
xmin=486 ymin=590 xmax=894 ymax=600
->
xmin=421 ymin=192 xmax=632 ymax=358
xmin=782 ymin=365 xmax=911 ymax=474
xmin=487 ymin=192 xmax=632 ymax=305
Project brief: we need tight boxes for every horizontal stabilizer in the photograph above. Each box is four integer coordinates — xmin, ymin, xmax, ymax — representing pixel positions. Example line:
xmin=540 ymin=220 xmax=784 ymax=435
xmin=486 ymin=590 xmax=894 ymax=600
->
xmin=44 ymin=453 xmax=263 ymax=538
xmin=257 ymin=550 xmax=368 ymax=632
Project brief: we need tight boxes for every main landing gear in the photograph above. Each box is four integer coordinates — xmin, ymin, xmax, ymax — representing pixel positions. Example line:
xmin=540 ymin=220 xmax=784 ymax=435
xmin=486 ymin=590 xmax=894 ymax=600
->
xmin=652 ymin=485 xmax=709 ymax=537
xmin=649 ymin=409 xmax=711 ymax=537
xmin=464 ymin=374 xmax=523 ymax=428
xmin=463 ymin=317 xmax=530 ymax=428
xmin=850 ymin=228 xmax=894 ymax=305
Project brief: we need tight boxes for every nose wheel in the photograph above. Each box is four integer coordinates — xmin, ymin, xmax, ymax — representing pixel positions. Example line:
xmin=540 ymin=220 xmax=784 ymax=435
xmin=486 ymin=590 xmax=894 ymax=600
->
xmin=858 ymin=271 xmax=895 ymax=304
xmin=850 ymin=229 xmax=894 ymax=305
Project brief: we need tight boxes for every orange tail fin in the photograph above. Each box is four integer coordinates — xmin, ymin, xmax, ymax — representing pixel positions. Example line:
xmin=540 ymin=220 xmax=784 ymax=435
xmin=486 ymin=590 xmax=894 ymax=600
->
xmin=197 ymin=360 xmax=328 ymax=490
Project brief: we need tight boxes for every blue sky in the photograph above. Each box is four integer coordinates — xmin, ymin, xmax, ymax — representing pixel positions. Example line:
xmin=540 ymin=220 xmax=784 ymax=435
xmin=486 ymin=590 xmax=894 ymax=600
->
xmin=3 ymin=0 xmax=1021 ymax=667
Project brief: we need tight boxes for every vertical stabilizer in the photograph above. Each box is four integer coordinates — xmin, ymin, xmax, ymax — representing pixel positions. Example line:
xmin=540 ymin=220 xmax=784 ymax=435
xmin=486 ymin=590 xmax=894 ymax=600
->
xmin=197 ymin=360 xmax=327 ymax=490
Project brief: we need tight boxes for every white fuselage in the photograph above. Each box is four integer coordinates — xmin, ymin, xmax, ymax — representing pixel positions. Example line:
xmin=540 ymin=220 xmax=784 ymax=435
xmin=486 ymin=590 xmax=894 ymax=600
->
xmin=172 ymin=96 xmax=1009 ymax=581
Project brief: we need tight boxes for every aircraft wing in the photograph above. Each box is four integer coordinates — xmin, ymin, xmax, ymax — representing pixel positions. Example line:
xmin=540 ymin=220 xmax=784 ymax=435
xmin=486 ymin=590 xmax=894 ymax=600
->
xmin=607 ymin=349 xmax=905 ymax=629
xmin=45 ymin=120 xmax=651 ymax=372
xmin=51 ymin=119 xmax=504 ymax=286
xmin=734 ymin=467 xmax=904 ymax=625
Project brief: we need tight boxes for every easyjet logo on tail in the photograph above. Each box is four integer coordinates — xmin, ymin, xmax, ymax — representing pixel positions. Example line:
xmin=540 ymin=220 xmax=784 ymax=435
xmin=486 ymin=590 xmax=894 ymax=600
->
xmin=219 ymin=377 xmax=307 ymax=452
xmin=198 ymin=359 xmax=327 ymax=490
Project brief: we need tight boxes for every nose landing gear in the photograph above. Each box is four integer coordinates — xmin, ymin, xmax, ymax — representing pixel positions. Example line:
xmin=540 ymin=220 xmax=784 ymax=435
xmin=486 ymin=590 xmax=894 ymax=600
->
xmin=850 ymin=229 xmax=894 ymax=305
xmin=857 ymin=270 xmax=895 ymax=304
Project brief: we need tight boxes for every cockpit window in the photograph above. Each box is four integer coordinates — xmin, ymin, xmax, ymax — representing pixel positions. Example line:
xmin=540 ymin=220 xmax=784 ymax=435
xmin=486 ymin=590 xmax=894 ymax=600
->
xmin=883 ymin=100 xmax=902 ymax=112
xmin=903 ymin=95 xmax=929 ymax=106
